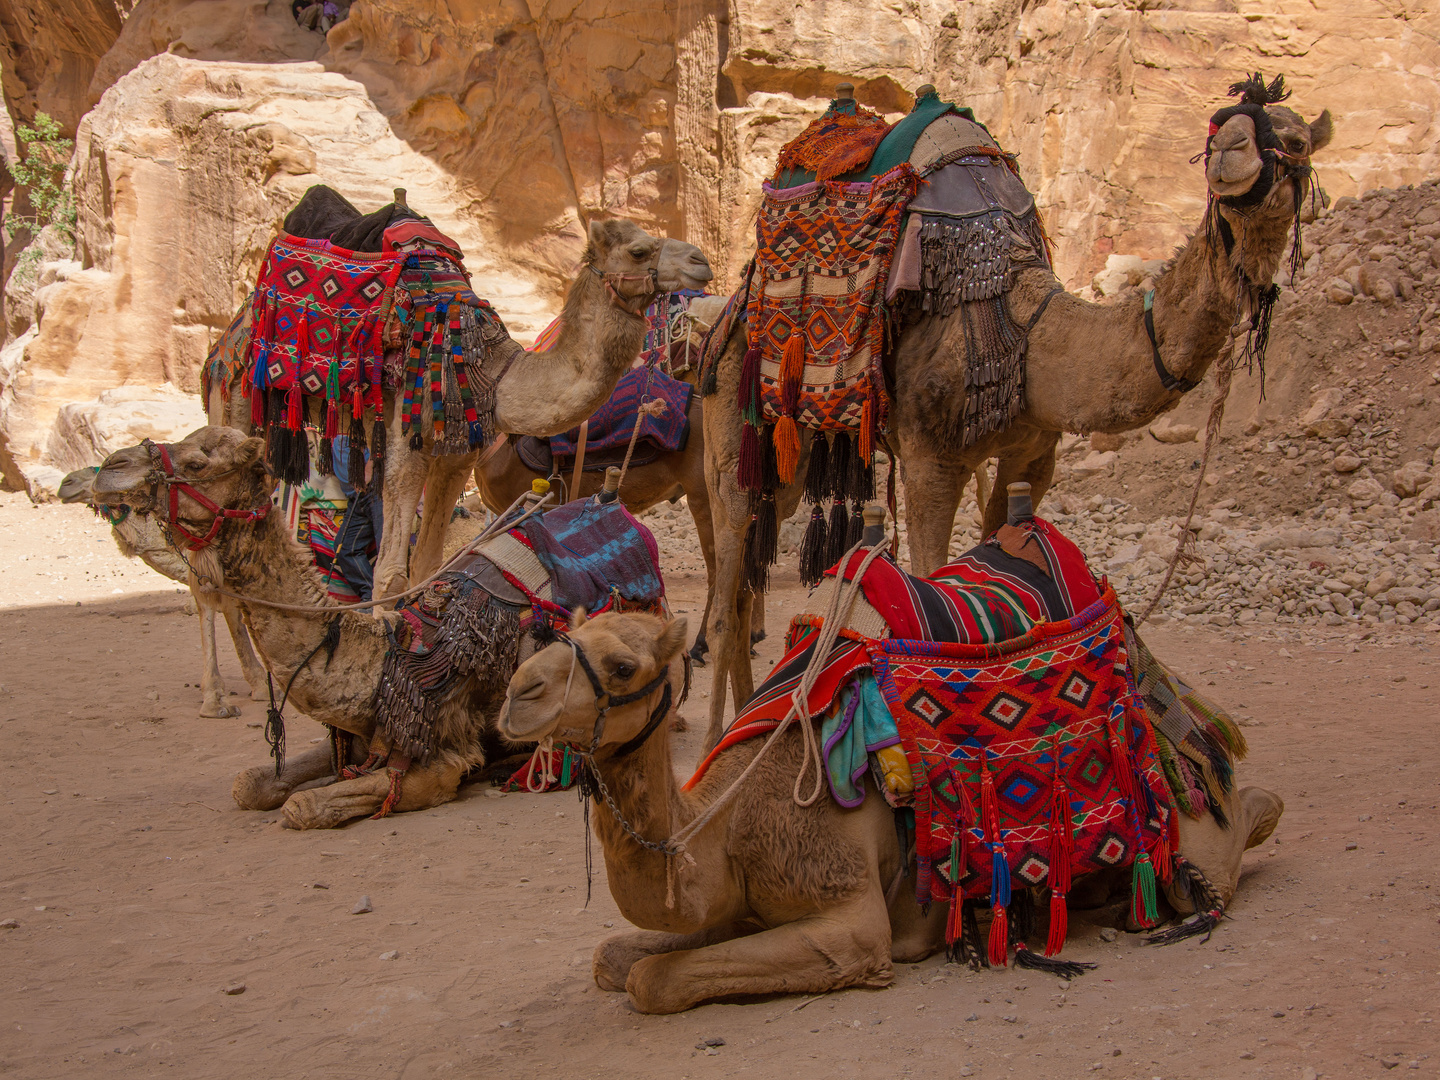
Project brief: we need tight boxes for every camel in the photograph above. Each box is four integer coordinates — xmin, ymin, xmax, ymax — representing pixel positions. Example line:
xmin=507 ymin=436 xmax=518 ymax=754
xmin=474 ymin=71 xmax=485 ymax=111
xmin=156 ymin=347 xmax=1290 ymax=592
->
xmin=371 ymin=219 xmax=713 ymax=602
xmin=699 ymin=80 xmax=1333 ymax=747
xmin=499 ymin=609 xmax=1283 ymax=1014
xmin=57 ymin=467 xmax=268 ymax=717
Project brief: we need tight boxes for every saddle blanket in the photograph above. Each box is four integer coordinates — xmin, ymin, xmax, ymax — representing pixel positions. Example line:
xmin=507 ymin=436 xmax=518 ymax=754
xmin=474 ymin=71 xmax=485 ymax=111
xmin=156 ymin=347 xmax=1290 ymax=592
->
xmin=549 ymin=367 xmax=692 ymax=462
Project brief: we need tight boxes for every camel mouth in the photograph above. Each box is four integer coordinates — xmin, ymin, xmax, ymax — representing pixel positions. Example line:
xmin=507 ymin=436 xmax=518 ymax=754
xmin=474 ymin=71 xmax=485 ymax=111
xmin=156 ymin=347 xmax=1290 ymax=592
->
xmin=91 ymin=469 xmax=155 ymax=514
xmin=496 ymin=694 xmax=563 ymax=744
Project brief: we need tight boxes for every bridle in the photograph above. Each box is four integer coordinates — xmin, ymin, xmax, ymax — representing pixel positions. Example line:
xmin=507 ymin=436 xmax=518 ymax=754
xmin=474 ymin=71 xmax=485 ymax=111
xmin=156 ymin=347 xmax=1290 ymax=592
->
xmin=141 ymin=438 xmax=270 ymax=551
xmin=587 ymin=261 xmax=661 ymax=318
xmin=560 ymin=632 xmax=678 ymax=759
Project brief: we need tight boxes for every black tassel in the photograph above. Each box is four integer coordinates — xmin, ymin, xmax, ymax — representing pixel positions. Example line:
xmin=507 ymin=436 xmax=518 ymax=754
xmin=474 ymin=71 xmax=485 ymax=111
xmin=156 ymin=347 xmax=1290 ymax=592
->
xmin=370 ymin=415 xmax=387 ymax=492
xmin=958 ymin=898 xmax=987 ymax=970
xmin=409 ymin=432 xmax=424 ymax=452
xmin=827 ymin=498 xmax=850 ymax=566
xmin=1013 ymin=944 xmax=1095 ymax=980
xmin=266 ymin=425 xmax=310 ymax=486
xmin=846 ymin=501 xmax=864 ymax=551
xmin=317 ymin=437 xmax=335 ymax=476
xmin=1146 ymin=856 xmax=1225 ymax=946
xmin=745 ymin=494 xmax=779 ymax=594
xmin=531 ymin=619 xmax=560 ymax=646
xmin=701 ymin=362 xmax=718 ymax=397
xmin=803 ymin=434 xmax=831 ymax=504
xmin=349 ymin=412 xmax=368 ymax=491
xmin=760 ymin=424 xmax=780 ymax=491
xmin=1008 ymin=888 xmax=1036 ymax=945
xmin=798 ymin=505 xmax=829 ymax=588
xmin=850 ymin=447 xmax=875 ymax=503
xmin=829 ymin=431 xmax=852 ymax=502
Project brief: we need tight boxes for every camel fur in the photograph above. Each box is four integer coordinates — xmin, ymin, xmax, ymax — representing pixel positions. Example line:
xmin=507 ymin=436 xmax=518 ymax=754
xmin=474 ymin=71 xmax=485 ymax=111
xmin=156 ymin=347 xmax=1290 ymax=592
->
xmin=699 ymin=89 xmax=1334 ymax=748
xmin=58 ymin=467 xmax=268 ymax=718
xmin=92 ymin=426 xmax=509 ymax=830
xmin=500 ymin=610 xmax=1283 ymax=1014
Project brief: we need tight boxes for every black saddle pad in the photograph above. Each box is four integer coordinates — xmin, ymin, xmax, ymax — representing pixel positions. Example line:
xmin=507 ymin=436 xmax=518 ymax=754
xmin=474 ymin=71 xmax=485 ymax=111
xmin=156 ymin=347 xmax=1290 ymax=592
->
xmin=515 ymin=435 xmax=664 ymax=475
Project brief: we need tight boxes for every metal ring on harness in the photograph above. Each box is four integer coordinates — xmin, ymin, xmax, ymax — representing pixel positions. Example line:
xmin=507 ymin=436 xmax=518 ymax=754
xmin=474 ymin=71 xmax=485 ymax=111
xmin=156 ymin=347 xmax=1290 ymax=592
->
xmin=143 ymin=438 xmax=271 ymax=551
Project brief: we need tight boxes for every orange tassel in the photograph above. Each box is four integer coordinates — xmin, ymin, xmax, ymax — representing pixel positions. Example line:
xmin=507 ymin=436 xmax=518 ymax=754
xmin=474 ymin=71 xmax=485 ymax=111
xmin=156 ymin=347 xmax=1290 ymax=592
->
xmin=774 ymin=415 xmax=801 ymax=483
xmin=859 ymin=392 xmax=874 ymax=461
xmin=779 ymin=330 xmax=806 ymax=402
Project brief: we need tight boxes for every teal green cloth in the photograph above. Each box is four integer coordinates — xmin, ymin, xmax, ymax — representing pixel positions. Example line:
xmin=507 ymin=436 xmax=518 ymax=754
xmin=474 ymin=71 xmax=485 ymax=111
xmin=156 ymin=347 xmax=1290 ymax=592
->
xmin=860 ymin=91 xmax=973 ymax=180
xmin=820 ymin=674 xmax=902 ymax=807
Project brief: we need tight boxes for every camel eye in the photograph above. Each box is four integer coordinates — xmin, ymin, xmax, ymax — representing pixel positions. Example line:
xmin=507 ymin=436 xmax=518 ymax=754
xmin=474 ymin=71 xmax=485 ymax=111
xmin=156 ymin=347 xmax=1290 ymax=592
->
xmin=1288 ymin=138 xmax=1306 ymax=153
xmin=629 ymin=245 xmax=648 ymax=260
xmin=613 ymin=662 xmax=635 ymax=681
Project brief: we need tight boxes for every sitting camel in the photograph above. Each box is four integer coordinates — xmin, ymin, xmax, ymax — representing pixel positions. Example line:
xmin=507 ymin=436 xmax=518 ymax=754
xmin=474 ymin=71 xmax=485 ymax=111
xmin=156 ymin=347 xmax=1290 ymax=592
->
xmin=500 ymin=610 xmax=1282 ymax=1014
xmin=58 ymin=467 xmax=268 ymax=717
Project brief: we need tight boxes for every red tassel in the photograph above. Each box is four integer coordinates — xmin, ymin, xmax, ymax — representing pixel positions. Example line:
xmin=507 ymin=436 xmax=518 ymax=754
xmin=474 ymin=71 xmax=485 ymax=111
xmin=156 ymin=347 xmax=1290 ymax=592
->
xmin=988 ymin=904 xmax=1009 ymax=967
xmin=250 ymin=384 xmax=265 ymax=428
xmin=946 ymin=893 xmax=964 ymax=949
xmin=773 ymin=415 xmax=801 ymax=483
xmin=1046 ymin=890 xmax=1068 ymax=957
xmin=285 ymin=385 xmax=302 ymax=432
xmin=353 ymin=383 xmax=365 ymax=421
xmin=980 ymin=758 xmax=1001 ymax=840
xmin=739 ymin=424 xmax=762 ymax=490
xmin=1155 ymin=812 xmax=1175 ymax=883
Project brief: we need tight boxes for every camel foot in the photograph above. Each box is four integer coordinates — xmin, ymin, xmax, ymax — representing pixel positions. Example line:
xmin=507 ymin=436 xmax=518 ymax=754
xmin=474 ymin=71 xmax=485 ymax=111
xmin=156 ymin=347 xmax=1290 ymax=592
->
xmin=1242 ymin=786 xmax=1284 ymax=848
xmin=280 ymin=781 xmax=386 ymax=830
xmin=200 ymin=701 xmax=242 ymax=719
xmin=233 ymin=766 xmax=293 ymax=812
xmin=250 ymin=686 xmax=269 ymax=703
xmin=594 ymin=935 xmax=655 ymax=992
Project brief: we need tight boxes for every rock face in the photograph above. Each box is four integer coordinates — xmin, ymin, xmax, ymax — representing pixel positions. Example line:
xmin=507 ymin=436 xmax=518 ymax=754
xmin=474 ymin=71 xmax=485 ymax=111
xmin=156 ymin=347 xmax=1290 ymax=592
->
xmin=2 ymin=0 xmax=1440 ymax=490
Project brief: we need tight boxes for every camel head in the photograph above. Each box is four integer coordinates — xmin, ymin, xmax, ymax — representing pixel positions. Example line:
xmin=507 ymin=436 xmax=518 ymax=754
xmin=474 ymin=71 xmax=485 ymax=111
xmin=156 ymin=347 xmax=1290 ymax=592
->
xmin=91 ymin=426 xmax=273 ymax=547
xmin=1203 ymin=72 xmax=1332 ymax=216
xmin=581 ymin=218 xmax=713 ymax=308
xmin=500 ymin=611 xmax=688 ymax=751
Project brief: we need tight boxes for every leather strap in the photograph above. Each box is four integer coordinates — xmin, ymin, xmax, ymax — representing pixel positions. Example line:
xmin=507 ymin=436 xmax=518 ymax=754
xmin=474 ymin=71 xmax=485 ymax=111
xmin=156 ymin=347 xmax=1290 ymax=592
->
xmin=153 ymin=441 xmax=270 ymax=550
xmin=1144 ymin=290 xmax=1199 ymax=394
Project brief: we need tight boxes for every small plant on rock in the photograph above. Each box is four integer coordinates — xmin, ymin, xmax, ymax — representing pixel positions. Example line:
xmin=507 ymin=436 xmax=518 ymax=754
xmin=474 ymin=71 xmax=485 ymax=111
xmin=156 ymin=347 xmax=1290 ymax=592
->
xmin=5 ymin=112 xmax=76 ymax=270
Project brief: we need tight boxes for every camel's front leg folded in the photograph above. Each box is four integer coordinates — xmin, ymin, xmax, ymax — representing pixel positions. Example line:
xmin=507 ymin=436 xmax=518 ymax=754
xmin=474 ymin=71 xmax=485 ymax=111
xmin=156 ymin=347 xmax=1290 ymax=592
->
xmin=280 ymin=759 xmax=466 ymax=829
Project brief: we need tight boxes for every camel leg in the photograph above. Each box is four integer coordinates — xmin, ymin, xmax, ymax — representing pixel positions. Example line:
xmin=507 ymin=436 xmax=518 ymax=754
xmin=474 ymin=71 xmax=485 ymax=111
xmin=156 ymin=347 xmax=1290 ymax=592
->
xmin=898 ymin=455 xmax=971 ymax=578
xmin=220 ymin=596 xmax=269 ymax=701
xmin=730 ymin=585 xmax=756 ymax=712
xmin=406 ymin=451 xmax=478 ymax=589
xmin=593 ymin=923 xmax=760 ymax=992
xmin=1168 ymin=785 xmax=1284 ymax=912
xmin=232 ymin=743 xmax=338 ymax=811
xmin=194 ymin=593 xmax=241 ymax=719
xmin=703 ymin=524 xmax=745 ymax=751
xmin=624 ymin=892 xmax=894 ymax=1014
xmin=685 ymin=476 xmax=719 ymax=666
xmin=374 ymin=423 xmax=429 ymax=601
xmin=983 ymin=432 xmax=1061 ymax=538
xmin=280 ymin=758 xmax=466 ymax=830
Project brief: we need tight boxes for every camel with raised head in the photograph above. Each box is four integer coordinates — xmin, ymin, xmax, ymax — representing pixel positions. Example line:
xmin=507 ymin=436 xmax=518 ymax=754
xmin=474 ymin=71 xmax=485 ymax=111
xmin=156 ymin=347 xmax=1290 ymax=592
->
xmin=373 ymin=219 xmax=713 ymax=601
xmin=58 ymin=467 xmax=268 ymax=718
xmin=700 ymin=79 xmax=1333 ymax=748
xmin=499 ymin=609 xmax=1283 ymax=1014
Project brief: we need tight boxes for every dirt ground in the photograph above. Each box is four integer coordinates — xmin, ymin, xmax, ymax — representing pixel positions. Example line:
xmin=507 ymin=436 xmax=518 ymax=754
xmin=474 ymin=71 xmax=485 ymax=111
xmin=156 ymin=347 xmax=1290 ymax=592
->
xmin=2 ymin=495 xmax=1438 ymax=1080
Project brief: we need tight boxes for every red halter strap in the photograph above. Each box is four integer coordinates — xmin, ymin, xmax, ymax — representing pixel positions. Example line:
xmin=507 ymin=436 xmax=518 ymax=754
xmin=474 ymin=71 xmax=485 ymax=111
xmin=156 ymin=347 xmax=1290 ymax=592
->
xmin=588 ymin=264 xmax=660 ymax=317
xmin=152 ymin=441 xmax=270 ymax=551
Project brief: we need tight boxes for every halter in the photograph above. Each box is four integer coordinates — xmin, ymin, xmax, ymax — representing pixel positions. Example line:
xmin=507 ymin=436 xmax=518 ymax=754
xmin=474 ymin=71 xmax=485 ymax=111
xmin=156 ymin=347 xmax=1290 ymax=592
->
xmin=1142 ymin=289 xmax=1199 ymax=394
xmin=560 ymin=632 xmax=674 ymax=758
xmin=587 ymin=263 xmax=660 ymax=318
xmin=142 ymin=439 xmax=271 ymax=551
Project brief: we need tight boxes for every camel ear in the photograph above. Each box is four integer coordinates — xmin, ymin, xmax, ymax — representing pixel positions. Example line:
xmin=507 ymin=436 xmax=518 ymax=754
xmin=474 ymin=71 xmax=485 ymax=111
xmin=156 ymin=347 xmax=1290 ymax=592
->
xmin=237 ymin=437 xmax=266 ymax=472
xmin=570 ymin=607 xmax=588 ymax=632
xmin=654 ymin=617 xmax=688 ymax=665
xmin=1308 ymin=109 xmax=1333 ymax=153
xmin=587 ymin=219 xmax=609 ymax=252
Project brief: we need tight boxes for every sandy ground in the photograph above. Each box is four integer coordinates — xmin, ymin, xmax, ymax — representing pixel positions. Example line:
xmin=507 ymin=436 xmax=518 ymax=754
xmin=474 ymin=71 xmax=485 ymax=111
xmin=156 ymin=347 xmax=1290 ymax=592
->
xmin=1 ymin=495 xmax=1439 ymax=1080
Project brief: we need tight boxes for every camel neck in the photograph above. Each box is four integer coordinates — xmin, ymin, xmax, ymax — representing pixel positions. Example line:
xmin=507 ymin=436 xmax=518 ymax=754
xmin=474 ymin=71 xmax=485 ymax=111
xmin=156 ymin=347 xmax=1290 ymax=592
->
xmin=491 ymin=272 xmax=650 ymax=436
xmin=1025 ymin=196 xmax=1296 ymax=436
xmin=213 ymin=511 xmax=385 ymax=733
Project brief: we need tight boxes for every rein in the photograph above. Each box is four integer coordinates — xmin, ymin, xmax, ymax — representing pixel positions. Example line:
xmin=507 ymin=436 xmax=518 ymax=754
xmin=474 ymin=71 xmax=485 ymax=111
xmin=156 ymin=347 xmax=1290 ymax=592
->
xmin=144 ymin=439 xmax=270 ymax=551
xmin=1142 ymin=290 xmax=1199 ymax=394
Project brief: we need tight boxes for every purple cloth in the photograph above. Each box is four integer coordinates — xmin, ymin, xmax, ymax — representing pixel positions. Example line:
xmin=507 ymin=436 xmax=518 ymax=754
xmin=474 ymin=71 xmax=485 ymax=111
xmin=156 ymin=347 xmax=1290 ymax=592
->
xmin=549 ymin=367 xmax=692 ymax=459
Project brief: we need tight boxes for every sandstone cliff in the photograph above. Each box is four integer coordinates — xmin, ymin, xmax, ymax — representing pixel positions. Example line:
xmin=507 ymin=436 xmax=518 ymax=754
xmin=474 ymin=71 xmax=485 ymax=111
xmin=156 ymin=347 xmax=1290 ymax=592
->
xmin=2 ymin=0 xmax=1438 ymax=493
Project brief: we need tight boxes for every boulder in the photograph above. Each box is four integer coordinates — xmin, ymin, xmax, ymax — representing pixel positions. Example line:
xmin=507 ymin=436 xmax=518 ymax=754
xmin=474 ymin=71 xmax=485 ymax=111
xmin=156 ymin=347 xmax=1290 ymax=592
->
xmin=1149 ymin=417 xmax=1199 ymax=444
xmin=1306 ymin=417 xmax=1353 ymax=438
xmin=45 ymin=385 xmax=207 ymax=474
xmin=1300 ymin=388 xmax=1344 ymax=426
xmin=1392 ymin=460 xmax=1435 ymax=498
xmin=1070 ymin=451 xmax=1119 ymax=478
xmin=1089 ymin=431 xmax=1127 ymax=452
xmin=1347 ymin=477 xmax=1385 ymax=505
xmin=1092 ymin=254 xmax=1144 ymax=297
xmin=1332 ymin=454 xmax=1363 ymax=473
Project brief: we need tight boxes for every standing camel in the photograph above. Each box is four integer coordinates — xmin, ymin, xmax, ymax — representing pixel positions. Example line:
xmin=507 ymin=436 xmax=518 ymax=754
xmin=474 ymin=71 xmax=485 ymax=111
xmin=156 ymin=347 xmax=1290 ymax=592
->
xmin=372 ymin=220 xmax=713 ymax=600
xmin=700 ymin=82 xmax=1332 ymax=748
xmin=499 ymin=610 xmax=1282 ymax=1014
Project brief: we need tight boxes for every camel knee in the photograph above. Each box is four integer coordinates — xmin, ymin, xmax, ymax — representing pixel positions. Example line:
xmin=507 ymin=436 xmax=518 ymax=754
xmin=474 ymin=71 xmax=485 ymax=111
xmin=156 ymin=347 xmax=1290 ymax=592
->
xmin=1241 ymin=786 xmax=1284 ymax=849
